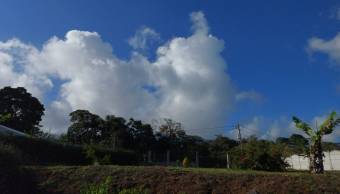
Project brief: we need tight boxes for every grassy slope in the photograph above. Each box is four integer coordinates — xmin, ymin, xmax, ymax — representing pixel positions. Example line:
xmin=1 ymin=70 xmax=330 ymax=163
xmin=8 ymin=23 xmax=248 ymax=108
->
xmin=28 ymin=165 xmax=340 ymax=194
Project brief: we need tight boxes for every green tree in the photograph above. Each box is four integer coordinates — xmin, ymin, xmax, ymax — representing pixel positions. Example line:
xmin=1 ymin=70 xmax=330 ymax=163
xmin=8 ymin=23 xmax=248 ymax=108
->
xmin=67 ymin=110 xmax=105 ymax=145
xmin=209 ymin=135 xmax=238 ymax=167
xmin=0 ymin=86 xmax=45 ymax=135
xmin=230 ymin=137 xmax=288 ymax=171
xmin=103 ymin=115 xmax=132 ymax=150
xmin=288 ymin=134 xmax=308 ymax=155
xmin=0 ymin=113 xmax=11 ymax=123
xmin=292 ymin=111 xmax=340 ymax=174
xmin=128 ymin=118 xmax=155 ymax=155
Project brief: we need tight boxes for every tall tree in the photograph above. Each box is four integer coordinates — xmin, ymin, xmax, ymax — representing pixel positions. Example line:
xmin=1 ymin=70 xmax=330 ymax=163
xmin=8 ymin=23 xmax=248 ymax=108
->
xmin=67 ymin=110 xmax=104 ymax=144
xmin=0 ymin=87 xmax=45 ymax=134
xmin=292 ymin=112 xmax=340 ymax=174
xmin=128 ymin=118 xmax=155 ymax=154
xmin=159 ymin=118 xmax=185 ymax=138
xmin=103 ymin=115 xmax=132 ymax=150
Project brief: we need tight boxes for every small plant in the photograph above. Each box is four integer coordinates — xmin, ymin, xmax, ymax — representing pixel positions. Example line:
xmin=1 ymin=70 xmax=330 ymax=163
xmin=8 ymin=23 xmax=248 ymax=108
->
xmin=0 ymin=113 xmax=11 ymax=123
xmin=182 ymin=157 xmax=190 ymax=168
xmin=100 ymin=154 xmax=111 ymax=165
xmin=85 ymin=144 xmax=99 ymax=165
xmin=80 ymin=176 xmax=112 ymax=194
xmin=118 ymin=187 xmax=150 ymax=194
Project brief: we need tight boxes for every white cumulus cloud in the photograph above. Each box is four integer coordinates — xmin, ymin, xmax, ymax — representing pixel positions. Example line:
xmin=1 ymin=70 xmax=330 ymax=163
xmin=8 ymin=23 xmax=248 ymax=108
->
xmin=307 ymin=32 xmax=340 ymax=65
xmin=0 ymin=11 xmax=243 ymax=136
xmin=128 ymin=26 xmax=160 ymax=50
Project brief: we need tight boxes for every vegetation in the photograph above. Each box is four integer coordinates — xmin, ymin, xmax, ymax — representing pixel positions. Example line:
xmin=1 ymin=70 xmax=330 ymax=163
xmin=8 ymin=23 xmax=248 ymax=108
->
xmin=30 ymin=165 xmax=340 ymax=194
xmin=0 ymin=143 xmax=36 ymax=194
xmin=0 ymin=85 xmax=339 ymax=182
xmin=0 ymin=134 xmax=138 ymax=166
xmin=80 ymin=176 xmax=112 ymax=194
xmin=0 ymin=86 xmax=45 ymax=135
xmin=292 ymin=112 xmax=340 ymax=174
xmin=230 ymin=136 xmax=288 ymax=171
xmin=80 ymin=176 xmax=150 ymax=194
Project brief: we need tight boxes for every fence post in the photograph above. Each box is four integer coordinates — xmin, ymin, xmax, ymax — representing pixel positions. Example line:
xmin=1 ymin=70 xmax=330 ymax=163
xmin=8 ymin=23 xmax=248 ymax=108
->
xmin=195 ymin=151 xmax=199 ymax=167
xmin=227 ymin=152 xmax=230 ymax=169
xmin=329 ymin=151 xmax=334 ymax=170
xmin=148 ymin=150 xmax=152 ymax=163
xmin=166 ymin=150 xmax=170 ymax=166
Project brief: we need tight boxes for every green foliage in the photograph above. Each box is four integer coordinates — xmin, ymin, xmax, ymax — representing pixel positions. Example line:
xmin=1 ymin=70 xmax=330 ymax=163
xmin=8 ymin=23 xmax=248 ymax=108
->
xmin=80 ymin=176 xmax=150 ymax=194
xmin=292 ymin=112 xmax=340 ymax=173
xmin=182 ymin=157 xmax=190 ymax=168
xmin=319 ymin=111 xmax=340 ymax=135
xmin=292 ymin=116 xmax=314 ymax=137
xmin=230 ymin=137 xmax=288 ymax=171
xmin=0 ymin=143 xmax=36 ymax=194
xmin=81 ymin=176 xmax=112 ymax=194
xmin=0 ymin=86 xmax=44 ymax=135
xmin=118 ymin=187 xmax=150 ymax=194
xmin=100 ymin=154 xmax=112 ymax=165
xmin=67 ymin=110 xmax=105 ymax=145
xmin=276 ymin=134 xmax=309 ymax=155
xmin=85 ymin=144 xmax=98 ymax=165
xmin=0 ymin=113 xmax=11 ymax=123
xmin=0 ymin=134 xmax=138 ymax=166
xmin=208 ymin=135 xmax=238 ymax=167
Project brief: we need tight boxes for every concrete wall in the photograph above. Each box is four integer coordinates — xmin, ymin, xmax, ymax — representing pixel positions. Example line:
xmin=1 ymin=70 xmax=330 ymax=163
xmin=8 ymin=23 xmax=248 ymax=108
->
xmin=286 ymin=150 xmax=340 ymax=170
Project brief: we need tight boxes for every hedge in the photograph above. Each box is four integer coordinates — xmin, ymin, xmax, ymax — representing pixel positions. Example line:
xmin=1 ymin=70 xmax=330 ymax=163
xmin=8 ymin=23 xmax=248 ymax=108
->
xmin=0 ymin=134 xmax=138 ymax=166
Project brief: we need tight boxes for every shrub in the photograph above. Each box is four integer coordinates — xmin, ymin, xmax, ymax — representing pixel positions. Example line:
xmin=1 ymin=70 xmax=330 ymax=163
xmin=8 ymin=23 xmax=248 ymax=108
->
xmin=100 ymin=154 xmax=112 ymax=165
xmin=85 ymin=144 xmax=99 ymax=165
xmin=182 ymin=157 xmax=190 ymax=168
xmin=230 ymin=137 xmax=288 ymax=171
xmin=80 ymin=176 xmax=150 ymax=194
xmin=0 ymin=134 xmax=138 ymax=166
xmin=0 ymin=143 xmax=36 ymax=194
xmin=81 ymin=176 xmax=112 ymax=194
xmin=118 ymin=187 xmax=150 ymax=194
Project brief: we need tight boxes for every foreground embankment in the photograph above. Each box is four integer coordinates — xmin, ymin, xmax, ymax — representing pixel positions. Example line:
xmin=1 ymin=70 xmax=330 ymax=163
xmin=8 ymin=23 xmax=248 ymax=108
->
xmin=25 ymin=166 xmax=340 ymax=194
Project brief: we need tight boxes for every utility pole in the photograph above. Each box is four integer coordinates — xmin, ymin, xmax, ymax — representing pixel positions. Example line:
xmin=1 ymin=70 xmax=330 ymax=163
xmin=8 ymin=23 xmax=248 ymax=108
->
xmin=237 ymin=123 xmax=242 ymax=151
xmin=226 ymin=152 xmax=230 ymax=169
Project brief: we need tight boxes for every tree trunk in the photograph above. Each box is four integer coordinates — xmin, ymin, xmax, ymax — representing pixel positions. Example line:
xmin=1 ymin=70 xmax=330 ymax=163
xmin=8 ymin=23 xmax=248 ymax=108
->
xmin=309 ymin=138 xmax=324 ymax=174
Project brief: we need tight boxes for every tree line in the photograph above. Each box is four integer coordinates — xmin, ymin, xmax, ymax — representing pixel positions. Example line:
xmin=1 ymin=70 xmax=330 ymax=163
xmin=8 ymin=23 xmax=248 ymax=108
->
xmin=0 ymin=86 xmax=339 ymax=172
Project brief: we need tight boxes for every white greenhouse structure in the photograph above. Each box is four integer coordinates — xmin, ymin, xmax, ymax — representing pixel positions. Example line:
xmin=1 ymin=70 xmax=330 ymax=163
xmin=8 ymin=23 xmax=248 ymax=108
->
xmin=286 ymin=150 xmax=340 ymax=170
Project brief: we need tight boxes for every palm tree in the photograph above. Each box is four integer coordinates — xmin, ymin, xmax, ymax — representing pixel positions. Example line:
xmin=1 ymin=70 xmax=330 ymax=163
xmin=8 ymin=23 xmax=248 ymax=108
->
xmin=292 ymin=111 xmax=340 ymax=174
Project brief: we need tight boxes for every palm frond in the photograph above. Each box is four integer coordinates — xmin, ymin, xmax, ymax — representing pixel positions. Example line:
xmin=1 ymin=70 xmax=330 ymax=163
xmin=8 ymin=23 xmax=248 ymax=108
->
xmin=320 ymin=112 xmax=339 ymax=135
xmin=292 ymin=116 xmax=314 ymax=136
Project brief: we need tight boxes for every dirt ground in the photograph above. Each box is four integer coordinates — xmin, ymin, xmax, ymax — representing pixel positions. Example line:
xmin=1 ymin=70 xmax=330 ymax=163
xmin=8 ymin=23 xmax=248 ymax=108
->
xmin=29 ymin=166 xmax=340 ymax=194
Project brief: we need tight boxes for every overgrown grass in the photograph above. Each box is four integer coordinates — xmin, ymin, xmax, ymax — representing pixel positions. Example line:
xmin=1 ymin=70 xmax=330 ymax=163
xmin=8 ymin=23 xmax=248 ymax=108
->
xmin=80 ymin=176 xmax=150 ymax=194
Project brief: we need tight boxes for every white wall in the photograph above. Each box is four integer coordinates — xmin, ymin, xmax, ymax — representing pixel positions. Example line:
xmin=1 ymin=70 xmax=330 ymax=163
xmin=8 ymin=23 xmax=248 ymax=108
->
xmin=286 ymin=150 xmax=340 ymax=170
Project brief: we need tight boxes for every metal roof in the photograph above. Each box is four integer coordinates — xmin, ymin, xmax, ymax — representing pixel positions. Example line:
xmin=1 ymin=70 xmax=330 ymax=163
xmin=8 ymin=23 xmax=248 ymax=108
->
xmin=0 ymin=125 xmax=29 ymax=137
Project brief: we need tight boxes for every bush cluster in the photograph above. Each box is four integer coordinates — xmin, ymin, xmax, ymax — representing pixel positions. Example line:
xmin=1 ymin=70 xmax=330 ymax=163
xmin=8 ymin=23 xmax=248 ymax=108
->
xmin=0 ymin=143 xmax=36 ymax=194
xmin=0 ymin=134 xmax=138 ymax=166
xmin=230 ymin=137 xmax=288 ymax=171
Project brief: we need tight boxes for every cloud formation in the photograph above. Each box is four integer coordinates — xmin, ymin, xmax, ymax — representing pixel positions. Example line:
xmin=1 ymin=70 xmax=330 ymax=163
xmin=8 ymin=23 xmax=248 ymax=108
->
xmin=236 ymin=113 xmax=340 ymax=142
xmin=307 ymin=32 xmax=340 ymax=65
xmin=0 ymin=11 xmax=238 ymax=136
xmin=128 ymin=26 xmax=160 ymax=50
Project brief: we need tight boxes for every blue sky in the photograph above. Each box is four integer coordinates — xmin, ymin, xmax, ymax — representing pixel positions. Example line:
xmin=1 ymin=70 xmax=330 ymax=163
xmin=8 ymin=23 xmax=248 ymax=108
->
xmin=0 ymin=0 xmax=339 ymax=139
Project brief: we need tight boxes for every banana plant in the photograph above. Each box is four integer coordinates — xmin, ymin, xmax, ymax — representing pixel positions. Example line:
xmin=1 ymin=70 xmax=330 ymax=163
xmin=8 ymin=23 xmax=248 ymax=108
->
xmin=292 ymin=111 xmax=340 ymax=174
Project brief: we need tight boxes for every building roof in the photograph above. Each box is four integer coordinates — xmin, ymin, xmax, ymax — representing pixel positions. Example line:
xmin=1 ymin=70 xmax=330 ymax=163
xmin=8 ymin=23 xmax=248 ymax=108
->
xmin=0 ymin=125 xmax=29 ymax=137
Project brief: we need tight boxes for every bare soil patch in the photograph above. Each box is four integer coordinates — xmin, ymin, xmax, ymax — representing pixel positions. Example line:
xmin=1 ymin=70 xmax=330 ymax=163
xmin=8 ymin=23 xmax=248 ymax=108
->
xmin=29 ymin=166 xmax=340 ymax=194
